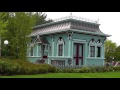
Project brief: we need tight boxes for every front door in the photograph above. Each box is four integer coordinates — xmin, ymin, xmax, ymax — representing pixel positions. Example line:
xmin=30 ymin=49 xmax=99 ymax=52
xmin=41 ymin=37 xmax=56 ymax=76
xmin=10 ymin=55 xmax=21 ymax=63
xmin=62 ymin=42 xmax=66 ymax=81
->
xmin=73 ymin=43 xmax=83 ymax=65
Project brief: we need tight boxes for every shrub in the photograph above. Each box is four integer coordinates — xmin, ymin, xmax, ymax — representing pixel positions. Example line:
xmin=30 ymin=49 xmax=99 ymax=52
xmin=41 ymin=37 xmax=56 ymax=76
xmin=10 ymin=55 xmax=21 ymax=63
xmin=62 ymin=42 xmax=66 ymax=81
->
xmin=0 ymin=58 xmax=57 ymax=75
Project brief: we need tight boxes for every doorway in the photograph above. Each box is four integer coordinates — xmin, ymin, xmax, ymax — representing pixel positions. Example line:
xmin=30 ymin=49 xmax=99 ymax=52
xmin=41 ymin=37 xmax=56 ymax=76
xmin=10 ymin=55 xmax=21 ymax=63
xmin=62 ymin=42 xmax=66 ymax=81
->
xmin=73 ymin=43 xmax=83 ymax=65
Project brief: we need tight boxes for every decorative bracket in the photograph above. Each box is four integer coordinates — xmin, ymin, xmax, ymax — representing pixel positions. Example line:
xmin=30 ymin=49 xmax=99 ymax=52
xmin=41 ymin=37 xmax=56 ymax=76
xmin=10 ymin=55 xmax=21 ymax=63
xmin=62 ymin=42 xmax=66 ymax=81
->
xmin=67 ymin=32 xmax=73 ymax=40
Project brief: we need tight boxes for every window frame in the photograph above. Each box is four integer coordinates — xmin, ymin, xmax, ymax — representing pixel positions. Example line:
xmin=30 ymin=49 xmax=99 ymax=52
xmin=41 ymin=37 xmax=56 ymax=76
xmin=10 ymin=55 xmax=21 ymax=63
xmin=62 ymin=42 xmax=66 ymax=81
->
xmin=90 ymin=46 xmax=95 ymax=57
xmin=89 ymin=39 xmax=96 ymax=57
xmin=96 ymin=40 xmax=102 ymax=58
xmin=58 ymin=44 xmax=63 ymax=56
xmin=57 ymin=37 xmax=64 ymax=56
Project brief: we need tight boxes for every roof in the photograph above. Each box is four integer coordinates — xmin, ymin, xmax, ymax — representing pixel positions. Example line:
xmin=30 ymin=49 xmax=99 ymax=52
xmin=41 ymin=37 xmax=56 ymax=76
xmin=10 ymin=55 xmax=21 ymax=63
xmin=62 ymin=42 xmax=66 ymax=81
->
xmin=29 ymin=15 xmax=111 ymax=37
xmin=33 ymin=36 xmax=49 ymax=44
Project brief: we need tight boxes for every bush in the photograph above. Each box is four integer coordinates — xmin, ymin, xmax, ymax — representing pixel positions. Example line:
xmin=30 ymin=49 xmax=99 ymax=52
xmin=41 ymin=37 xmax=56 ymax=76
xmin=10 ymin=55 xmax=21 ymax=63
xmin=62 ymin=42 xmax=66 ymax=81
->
xmin=56 ymin=66 xmax=116 ymax=73
xmin=0 ymin=58 xmax=57 ymax=75
xmin=62 ymin=68 xmax=74 ymax=73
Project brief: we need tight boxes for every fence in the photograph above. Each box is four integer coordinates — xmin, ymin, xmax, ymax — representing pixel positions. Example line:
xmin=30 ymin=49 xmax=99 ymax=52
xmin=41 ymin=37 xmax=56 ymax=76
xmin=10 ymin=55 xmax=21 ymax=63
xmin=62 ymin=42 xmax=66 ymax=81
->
xmin=52 ymin=65 xmax=83 ymax=69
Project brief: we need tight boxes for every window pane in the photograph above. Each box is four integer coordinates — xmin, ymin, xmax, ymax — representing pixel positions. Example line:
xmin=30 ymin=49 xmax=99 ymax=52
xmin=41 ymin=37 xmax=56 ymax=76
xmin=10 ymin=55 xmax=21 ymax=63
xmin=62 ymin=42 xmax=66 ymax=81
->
xmin=58 ymin=44 xmax=63 ymax=56
xmin=90 ymin=46 xmax=95 ymax=57
xmin=97 ymin=47 xmax=101 ymax=57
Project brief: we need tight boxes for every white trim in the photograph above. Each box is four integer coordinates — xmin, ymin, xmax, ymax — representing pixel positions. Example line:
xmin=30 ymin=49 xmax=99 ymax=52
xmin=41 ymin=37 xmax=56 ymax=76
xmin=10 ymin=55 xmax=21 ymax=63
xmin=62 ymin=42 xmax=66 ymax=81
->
xmin=72 ymin=39 xmax=86 ymax=42
xmin=57 ymin=38 xmax=64 ymax=56
xmin=49 ymin=56 xmax=71 ymax=58
xmin=88 ymin=40 xmax=96 ymax=57
xmin=87 ymin=57 xmax=105 ymax=59
xmin=57 ymin=44 xmax=64 ymax=56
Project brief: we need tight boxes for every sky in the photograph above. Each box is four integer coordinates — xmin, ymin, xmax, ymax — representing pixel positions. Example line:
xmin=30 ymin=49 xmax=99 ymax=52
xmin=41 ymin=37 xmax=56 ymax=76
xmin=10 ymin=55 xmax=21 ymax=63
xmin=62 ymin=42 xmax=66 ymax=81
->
xmin=45 ymin=12 xmax=120 ymax=46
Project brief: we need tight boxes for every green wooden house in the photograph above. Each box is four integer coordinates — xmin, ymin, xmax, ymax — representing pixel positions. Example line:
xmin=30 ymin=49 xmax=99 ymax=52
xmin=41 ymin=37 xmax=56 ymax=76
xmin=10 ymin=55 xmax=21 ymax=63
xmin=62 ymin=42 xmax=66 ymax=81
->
xmin=27 ymin=15 xmax=110 ymax=66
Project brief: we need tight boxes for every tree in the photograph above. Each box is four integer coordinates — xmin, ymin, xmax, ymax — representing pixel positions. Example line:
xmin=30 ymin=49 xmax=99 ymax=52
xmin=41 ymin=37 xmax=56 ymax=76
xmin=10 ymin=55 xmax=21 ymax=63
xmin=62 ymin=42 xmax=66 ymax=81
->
xmin=3 ymin=12 xmax=36 ymax=59
xmin=32 ymin=12 xmax=53 ymax=25
xmin=114 ymin=46 xmax=120 ymax=61
xmin=0 ymin=12 xmax=52 ymax=60
xmin=0 ymin=12 xmax=8 ymax=56
xmin=105 ymin=39 xmax=117 ymax=62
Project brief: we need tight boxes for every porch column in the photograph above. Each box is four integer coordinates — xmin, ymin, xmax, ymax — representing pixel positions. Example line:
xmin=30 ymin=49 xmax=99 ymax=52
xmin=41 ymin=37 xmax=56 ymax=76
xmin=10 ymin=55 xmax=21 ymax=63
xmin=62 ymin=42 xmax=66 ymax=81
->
xmin=84 ymin=43 xmax=87 ymax=66
xmin=52 ymin=35 xmax=54 ymax=56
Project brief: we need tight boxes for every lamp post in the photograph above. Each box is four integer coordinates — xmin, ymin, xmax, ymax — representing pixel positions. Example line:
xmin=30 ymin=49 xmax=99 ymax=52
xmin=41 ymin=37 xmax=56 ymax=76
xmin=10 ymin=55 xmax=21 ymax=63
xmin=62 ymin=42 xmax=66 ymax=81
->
xmin=4 ymin=40 xmax=9 ymax=56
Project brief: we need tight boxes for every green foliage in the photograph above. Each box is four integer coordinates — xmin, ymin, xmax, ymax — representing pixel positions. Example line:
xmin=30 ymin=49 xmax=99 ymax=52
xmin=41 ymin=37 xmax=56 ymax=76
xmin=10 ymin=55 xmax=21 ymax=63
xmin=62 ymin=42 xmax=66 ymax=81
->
xmin=0 ymin=12 xmax=8 ymax=36
xmin=114 ymin=46 xmax=120 ymax=61
xmin=4 ymin=12 xmax=36 ymax=60
xmin=56 ymin=66 xmax=116 ymax=73
xmin=32 ymin=12 xmax=53 ymax=25
xmin=62 ymin=68 xmax=74 ymax=73
xmin=0 ymin=58 xmax=56 ymax=75
xmin=0 ymin=12 xmax=53 ymax=60
xmin=105 ymin=39 xmax=117 ymax=62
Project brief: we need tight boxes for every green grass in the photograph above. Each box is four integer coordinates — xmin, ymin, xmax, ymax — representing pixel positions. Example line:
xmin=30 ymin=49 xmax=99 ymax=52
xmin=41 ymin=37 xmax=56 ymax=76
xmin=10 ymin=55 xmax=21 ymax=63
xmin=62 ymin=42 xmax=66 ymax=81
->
xmin=1 ymin=71 xmax=120 ymax=78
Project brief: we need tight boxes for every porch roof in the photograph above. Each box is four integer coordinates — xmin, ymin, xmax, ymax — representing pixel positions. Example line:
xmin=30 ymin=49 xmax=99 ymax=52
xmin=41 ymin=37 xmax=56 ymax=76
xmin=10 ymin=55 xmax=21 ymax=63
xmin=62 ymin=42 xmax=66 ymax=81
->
xmin=35 ymin=36 xmax=49 ymax=44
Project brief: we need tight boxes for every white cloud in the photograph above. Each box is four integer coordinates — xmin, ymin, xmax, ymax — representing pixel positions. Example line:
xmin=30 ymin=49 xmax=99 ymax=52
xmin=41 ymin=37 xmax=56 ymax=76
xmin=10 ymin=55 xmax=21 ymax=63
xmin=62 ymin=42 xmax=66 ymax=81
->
xmin=45 ymin=12 xmax=120 ymax=46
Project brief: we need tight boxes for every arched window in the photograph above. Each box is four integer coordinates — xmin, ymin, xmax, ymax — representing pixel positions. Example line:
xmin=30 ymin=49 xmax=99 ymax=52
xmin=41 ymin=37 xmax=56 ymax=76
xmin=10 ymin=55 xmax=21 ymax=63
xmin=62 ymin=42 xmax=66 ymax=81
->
xmin=96 ymin=39 xmax=102 ymax=57
xmin=57 ymin=37 xmax=65 ymax=56
xmin=89 ymin=39 xmax=96 ymax=57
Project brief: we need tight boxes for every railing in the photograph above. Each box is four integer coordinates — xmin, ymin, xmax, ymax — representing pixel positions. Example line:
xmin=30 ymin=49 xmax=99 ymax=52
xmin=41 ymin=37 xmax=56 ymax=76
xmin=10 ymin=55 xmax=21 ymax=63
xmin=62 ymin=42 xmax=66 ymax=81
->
xmin=53 ymin=15 xmax=99 ymax=24
xmin=52 ymin=65 xmax=83 ymax=69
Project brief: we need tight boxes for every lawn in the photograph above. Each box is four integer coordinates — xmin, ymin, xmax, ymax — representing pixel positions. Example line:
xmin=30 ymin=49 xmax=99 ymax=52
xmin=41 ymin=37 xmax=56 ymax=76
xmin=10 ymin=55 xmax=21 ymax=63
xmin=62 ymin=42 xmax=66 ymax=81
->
xmin=0 ymin=71 xmax=120 ymax=78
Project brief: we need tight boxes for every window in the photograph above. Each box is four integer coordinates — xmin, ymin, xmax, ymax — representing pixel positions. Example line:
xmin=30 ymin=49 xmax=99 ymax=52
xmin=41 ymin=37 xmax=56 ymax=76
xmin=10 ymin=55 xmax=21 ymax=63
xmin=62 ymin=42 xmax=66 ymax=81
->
xmin=57 ymin=37 xmax=64 ymax=56
xmin=58 ymin=44 xmax=63 ymax=56
xmin=96 ymin=39 xmax=102 ymax=57
xmin=97 ymin=47 xmax=101 ymax=57
xmin=89 ymin=39 xmax=95 ymax=57
xmin=90 ymin=46 xmax=95 ymax=57
xmin=30 ymin=47 xmax=33 ymax=56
